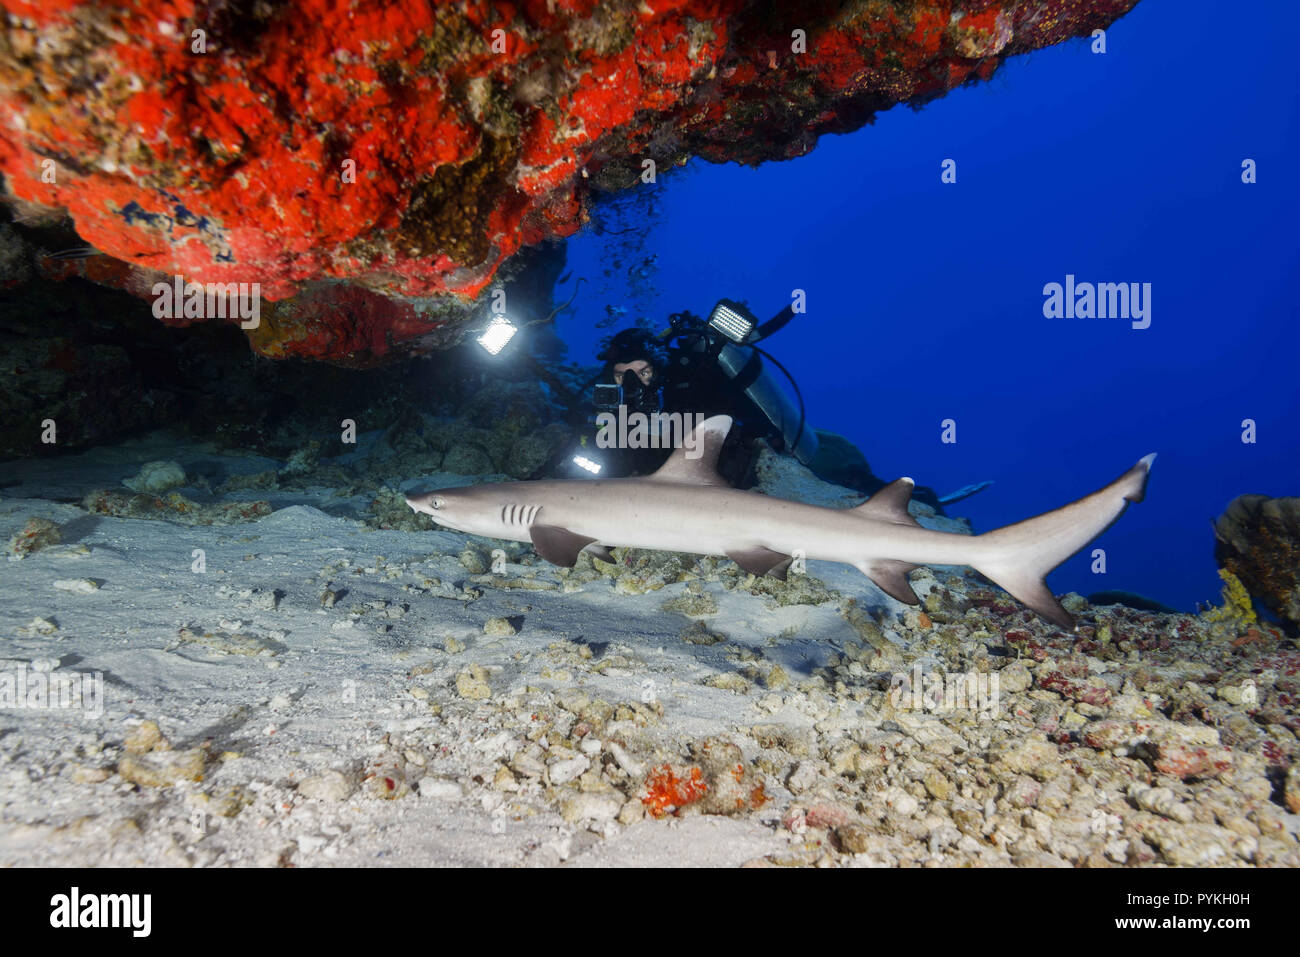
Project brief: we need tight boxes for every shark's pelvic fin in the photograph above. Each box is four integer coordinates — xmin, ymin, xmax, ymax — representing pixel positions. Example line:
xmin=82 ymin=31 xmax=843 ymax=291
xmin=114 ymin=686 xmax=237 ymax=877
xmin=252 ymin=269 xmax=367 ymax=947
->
xmin=859 ymin=559 xmax=921 ymax=604
xmin=726 ymin=546 xmax=794 ymax=580
xmin=851 ymin=478 xmax=920 ymax=527
xmin=585 ymin=544 xmax=617 ymax=564
xmin=972 ymin=454 xmax=1156 ymax=631
xmin=648 ymin=414 xmax=732 ymax=487
xmin=529 ymin=524 xmax=598 ymax=567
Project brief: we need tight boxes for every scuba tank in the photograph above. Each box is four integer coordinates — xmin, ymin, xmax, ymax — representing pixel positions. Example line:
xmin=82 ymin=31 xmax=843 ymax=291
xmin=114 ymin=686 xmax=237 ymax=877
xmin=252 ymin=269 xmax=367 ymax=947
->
xmin=714 ymin=341 xmax=818 ymax=466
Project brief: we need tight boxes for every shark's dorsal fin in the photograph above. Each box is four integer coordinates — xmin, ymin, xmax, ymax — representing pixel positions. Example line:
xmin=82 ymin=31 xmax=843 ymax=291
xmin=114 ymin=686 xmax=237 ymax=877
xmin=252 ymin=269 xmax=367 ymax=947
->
xmin=648 ymin=414 xmax=732 ymax=487
xmin=850 ymin=478 xmax=920 ymax=527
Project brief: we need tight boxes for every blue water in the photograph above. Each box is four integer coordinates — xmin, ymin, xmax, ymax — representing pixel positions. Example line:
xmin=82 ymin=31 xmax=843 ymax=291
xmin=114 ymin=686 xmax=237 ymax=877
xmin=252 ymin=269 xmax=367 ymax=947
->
xmin=555 ymin=0 xmax=1300 ymax=613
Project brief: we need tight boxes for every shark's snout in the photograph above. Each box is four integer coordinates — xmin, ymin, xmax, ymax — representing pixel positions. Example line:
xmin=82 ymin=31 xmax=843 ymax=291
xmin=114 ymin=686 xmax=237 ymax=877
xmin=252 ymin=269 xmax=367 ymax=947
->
xmin=406 ymin=491 xmax=460 ymax=527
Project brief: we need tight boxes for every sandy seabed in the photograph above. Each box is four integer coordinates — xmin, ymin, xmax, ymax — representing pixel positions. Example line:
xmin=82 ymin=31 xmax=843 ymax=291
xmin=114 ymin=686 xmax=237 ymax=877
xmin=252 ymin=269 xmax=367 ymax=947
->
xmin=1 ymin=435 xmax=1297 ymax=867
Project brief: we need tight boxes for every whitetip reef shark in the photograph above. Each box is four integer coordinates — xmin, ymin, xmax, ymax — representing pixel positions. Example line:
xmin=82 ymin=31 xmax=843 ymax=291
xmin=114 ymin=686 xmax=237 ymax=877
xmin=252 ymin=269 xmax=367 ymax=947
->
xmin=406 ymin=416 xmax=1155 ymax=630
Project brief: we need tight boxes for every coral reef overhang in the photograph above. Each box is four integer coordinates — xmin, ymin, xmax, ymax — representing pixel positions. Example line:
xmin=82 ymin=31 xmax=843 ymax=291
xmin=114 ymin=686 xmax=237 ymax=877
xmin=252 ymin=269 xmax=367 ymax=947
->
xmin=0 ymin=0 xmax=1139 ymax=363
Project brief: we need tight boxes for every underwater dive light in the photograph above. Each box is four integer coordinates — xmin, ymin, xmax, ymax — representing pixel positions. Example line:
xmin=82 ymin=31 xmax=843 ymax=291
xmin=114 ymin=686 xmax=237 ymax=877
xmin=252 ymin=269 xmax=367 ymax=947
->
xmin=477 ymin=315 xmax=517 ymax=355
xmin=706 ymin=299 xmax=757 ymax=344
xmin=572 ymin=454 xmax=602 ymax=474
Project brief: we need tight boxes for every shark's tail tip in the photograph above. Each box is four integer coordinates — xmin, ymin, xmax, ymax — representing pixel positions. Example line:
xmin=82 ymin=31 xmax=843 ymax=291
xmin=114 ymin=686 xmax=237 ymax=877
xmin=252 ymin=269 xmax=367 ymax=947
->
xmin=1123 ymin=454 xmax=1157 ymax=504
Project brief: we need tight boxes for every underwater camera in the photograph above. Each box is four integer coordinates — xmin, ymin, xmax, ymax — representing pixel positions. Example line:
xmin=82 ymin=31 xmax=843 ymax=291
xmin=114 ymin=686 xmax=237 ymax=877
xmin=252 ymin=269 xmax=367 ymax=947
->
xmin=591 ymin=382 xmax=622 ymax=412
xmin=671 ymin=298 xmax=819 ymax=467
xmin=592 ymin=367 xmax=662 ymax=415
xmin=591 ymin=327 xmax=667 ymax=415
xmin=581 ymin=298 xmax=818 ymax=477
xmin=591 ymin=299 xmax=771 ymax=413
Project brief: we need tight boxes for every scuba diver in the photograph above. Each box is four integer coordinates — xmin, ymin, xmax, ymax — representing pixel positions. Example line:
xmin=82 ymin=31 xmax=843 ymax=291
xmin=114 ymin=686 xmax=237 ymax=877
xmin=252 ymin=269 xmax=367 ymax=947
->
xmin=554 ymin=298 xmax=975 ymax=511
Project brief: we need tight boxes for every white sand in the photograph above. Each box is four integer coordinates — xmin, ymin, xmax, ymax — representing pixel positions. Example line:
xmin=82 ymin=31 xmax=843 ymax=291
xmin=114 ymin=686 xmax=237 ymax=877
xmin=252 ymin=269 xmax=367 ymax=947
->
xmin=3 ymin=434 xmax=1295 ymax=868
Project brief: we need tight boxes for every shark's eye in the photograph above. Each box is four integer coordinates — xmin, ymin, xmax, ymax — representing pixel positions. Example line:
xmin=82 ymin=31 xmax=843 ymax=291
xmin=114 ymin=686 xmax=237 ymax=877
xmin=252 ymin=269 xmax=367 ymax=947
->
xmin=430 ymin=497 xmax=444 ymax=510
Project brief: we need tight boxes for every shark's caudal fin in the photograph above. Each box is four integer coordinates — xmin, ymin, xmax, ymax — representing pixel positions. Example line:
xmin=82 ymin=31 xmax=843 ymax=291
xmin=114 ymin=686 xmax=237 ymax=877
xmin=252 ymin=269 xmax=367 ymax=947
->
xmin=972 ymin=454 xmax=1156 ymax=630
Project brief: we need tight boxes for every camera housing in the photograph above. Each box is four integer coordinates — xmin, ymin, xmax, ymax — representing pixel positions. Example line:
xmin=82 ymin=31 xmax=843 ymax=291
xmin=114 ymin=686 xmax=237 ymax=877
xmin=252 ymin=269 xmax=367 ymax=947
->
xmin=593 ymin=368 xmax=663 ymax=415
xmin=592 ymin=382 xmax=623 ymax=412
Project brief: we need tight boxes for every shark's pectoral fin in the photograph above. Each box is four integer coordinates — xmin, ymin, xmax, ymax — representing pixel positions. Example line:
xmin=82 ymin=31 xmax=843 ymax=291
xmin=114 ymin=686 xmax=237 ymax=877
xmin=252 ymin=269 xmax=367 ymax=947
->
xmin=529 ymin=524 xmax=598 ymax=567
xmin=727 ymin=547 xmax=794 ymax=580
xmin=858 ymin=560 xmax=921 ymax=605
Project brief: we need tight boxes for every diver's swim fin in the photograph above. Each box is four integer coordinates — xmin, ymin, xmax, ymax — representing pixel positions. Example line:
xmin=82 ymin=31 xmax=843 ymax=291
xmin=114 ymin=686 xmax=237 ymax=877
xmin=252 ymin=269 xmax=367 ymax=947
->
xmin=937 ymin=481 xmax=993 ymax=506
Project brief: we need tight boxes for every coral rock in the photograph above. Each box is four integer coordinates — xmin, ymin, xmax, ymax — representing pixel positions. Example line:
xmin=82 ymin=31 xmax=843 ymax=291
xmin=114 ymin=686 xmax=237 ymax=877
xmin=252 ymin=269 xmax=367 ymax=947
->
xmin=1215 ymin=495 xmax=1300 ymax=628
xmin=1 ymin=0 xmax=1139 ymax=362
xmin=6 ymin=517 xmax=61 ymax=558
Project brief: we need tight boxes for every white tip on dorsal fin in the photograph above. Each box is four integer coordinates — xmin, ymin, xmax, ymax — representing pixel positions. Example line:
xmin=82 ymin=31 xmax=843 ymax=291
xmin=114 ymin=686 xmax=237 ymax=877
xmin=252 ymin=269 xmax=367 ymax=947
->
xmin=649 ymin=414 xmax=732 ymax=486
xmin=850 ymin=477 xmax=920 ymax=526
